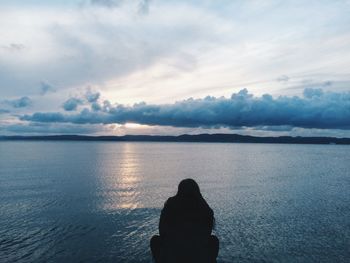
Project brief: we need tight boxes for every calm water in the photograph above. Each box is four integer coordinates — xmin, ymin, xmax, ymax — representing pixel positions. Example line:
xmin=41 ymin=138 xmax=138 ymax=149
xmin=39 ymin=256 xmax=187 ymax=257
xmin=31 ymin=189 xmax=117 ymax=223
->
xmin=0 ymin=141 xmax=349 ymax=263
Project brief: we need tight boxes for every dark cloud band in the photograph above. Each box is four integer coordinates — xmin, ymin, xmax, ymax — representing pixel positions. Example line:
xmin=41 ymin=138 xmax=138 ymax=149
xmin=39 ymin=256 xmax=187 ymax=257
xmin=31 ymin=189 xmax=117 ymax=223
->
xmin=21 ymin=88 xmax=350 ymax=130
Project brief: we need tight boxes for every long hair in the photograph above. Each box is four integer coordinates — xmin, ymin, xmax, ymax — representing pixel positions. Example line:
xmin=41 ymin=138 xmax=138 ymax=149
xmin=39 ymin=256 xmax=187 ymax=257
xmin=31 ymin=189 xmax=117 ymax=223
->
xmin=175 ymin=178 xmax=215 ymax=230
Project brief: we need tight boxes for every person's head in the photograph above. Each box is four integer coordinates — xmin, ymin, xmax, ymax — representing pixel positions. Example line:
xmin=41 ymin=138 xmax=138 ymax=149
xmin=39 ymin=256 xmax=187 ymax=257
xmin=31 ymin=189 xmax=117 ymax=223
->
xmin=176 ymin=178 xmax=203 ymax=199
xmin=173 ymin=178 xmax=215 ymax=229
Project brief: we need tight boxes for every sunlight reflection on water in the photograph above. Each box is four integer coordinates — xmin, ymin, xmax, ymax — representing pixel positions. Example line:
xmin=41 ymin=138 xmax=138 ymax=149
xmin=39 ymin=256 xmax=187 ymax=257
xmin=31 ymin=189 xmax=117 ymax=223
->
xmin=99 ymin=143 xmax=142 ymax=211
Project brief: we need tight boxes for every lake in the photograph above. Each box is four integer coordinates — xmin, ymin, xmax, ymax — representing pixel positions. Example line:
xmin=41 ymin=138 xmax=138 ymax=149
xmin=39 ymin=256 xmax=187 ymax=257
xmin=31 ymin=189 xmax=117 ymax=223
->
xmin=0 ymin=141 xmax=349 ymax=262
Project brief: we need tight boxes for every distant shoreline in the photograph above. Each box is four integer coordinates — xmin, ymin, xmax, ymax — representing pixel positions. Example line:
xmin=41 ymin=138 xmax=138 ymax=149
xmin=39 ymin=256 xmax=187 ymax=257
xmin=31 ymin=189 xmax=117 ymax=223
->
xmin=1 ymin=134 xmax=350 ymax=145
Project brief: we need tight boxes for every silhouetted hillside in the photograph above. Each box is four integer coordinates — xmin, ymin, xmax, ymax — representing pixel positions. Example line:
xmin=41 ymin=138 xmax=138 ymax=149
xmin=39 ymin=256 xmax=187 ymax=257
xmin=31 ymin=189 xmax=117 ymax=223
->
xmin=1 ymin=134 xmax=350 ymax=144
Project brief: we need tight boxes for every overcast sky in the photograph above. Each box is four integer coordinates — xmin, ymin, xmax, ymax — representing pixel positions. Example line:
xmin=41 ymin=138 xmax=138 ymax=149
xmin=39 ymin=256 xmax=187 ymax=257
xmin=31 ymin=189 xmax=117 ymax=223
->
xmin=1 ymin=0 xmax=350 ymax=137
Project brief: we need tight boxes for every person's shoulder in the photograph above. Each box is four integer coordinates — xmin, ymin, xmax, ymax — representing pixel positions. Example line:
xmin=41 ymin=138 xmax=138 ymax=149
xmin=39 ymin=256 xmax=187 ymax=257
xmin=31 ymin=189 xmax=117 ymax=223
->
xmin=165 ymin=196 xmax=177 ymax=206
xmin=162 ymin=196 xmax=177 ymax=209
xmin=161 ymin=197 xmax=177 ymax=217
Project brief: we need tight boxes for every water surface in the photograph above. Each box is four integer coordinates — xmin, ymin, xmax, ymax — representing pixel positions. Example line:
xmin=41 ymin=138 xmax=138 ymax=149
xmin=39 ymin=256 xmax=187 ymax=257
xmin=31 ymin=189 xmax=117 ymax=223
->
xmin=0 ymin=141 xmax=349 ymax=262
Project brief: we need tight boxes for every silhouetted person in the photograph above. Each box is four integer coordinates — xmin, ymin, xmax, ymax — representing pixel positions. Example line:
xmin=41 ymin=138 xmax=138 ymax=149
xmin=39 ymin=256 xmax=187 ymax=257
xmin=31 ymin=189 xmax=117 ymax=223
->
xmin=150 ymin=179 xmax=219 ymax=263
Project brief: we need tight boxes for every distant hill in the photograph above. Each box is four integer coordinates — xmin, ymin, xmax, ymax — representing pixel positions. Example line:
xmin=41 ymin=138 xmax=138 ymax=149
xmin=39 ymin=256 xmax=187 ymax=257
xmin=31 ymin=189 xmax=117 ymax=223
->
xmin=1 ymin=134 xmax=350 ymax=144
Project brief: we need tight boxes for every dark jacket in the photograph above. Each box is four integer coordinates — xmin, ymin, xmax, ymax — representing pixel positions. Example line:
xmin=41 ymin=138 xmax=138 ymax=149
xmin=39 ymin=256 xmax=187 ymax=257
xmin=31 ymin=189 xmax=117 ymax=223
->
xmin=158 ymin=195 xmax=215 ymax=262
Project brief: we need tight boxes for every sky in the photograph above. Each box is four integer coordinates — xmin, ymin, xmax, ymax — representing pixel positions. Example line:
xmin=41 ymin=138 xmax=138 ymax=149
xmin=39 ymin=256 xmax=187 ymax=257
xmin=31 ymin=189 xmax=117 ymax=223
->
xmin=1 ymin=0 xmax=350 ymax=137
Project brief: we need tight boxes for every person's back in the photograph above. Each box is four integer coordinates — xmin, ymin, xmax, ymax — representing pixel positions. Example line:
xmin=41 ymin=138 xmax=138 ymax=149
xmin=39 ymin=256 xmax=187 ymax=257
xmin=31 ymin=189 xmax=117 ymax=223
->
xmin=150 ymin=179 xmax=219 ymax=263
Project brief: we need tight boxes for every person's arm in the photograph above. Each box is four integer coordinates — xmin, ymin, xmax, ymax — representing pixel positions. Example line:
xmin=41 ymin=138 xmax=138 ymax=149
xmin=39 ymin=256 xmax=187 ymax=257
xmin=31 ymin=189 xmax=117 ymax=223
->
xmin=159 ymin=198 xmax=172 ymax=237
xmin=204 ymin=208 xmax=215 ymax=235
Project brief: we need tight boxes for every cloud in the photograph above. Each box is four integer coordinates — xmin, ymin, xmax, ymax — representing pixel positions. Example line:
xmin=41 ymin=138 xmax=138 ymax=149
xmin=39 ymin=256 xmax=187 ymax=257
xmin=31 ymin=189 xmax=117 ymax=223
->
xmin=85 ymin=90 xmax=100 ymax=103
xmin=40 ymin=81 xmax=56 ymax=95
xmin=1 ymin=43 xmax=25 ymax=52
xmin=61 ymin=89 xmax=100 ymax=112
xmin=0 ymin=122 xmax=108 ymax=135
xmin=138 ymin=0 xmax=151 ymax=14
xmin=90 ymin=0 xmax=122 ymax=8
xmin=0 ymin=2 xmax=227 ymax=98
xmin=0 ymin=109 xmax=10 ymax=114
xmin=90 ymin=0 xmax=151 ymax=13
xmin=62 ymin=98 xmax=83 ymax=111
xmin=4 ymin=96 xmax=32 ymax=108
xmin=303 ymin=88 xmax=324 ymax=99
xmin=21 ymin=88 xmax=350 ymax=130
xmin=91 ymin=102 xmax=102 ymax=111
xmin=277 ymin=75 xmax=289 ymax=82
xmin=252 ymin=125 xmax=294 ymax=132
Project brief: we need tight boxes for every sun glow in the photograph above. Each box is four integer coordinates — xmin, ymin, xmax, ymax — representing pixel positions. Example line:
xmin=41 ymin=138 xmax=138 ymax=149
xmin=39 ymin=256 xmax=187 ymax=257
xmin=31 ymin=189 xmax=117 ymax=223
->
xmin=124 ymin=122 xmax=145 ymax=129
